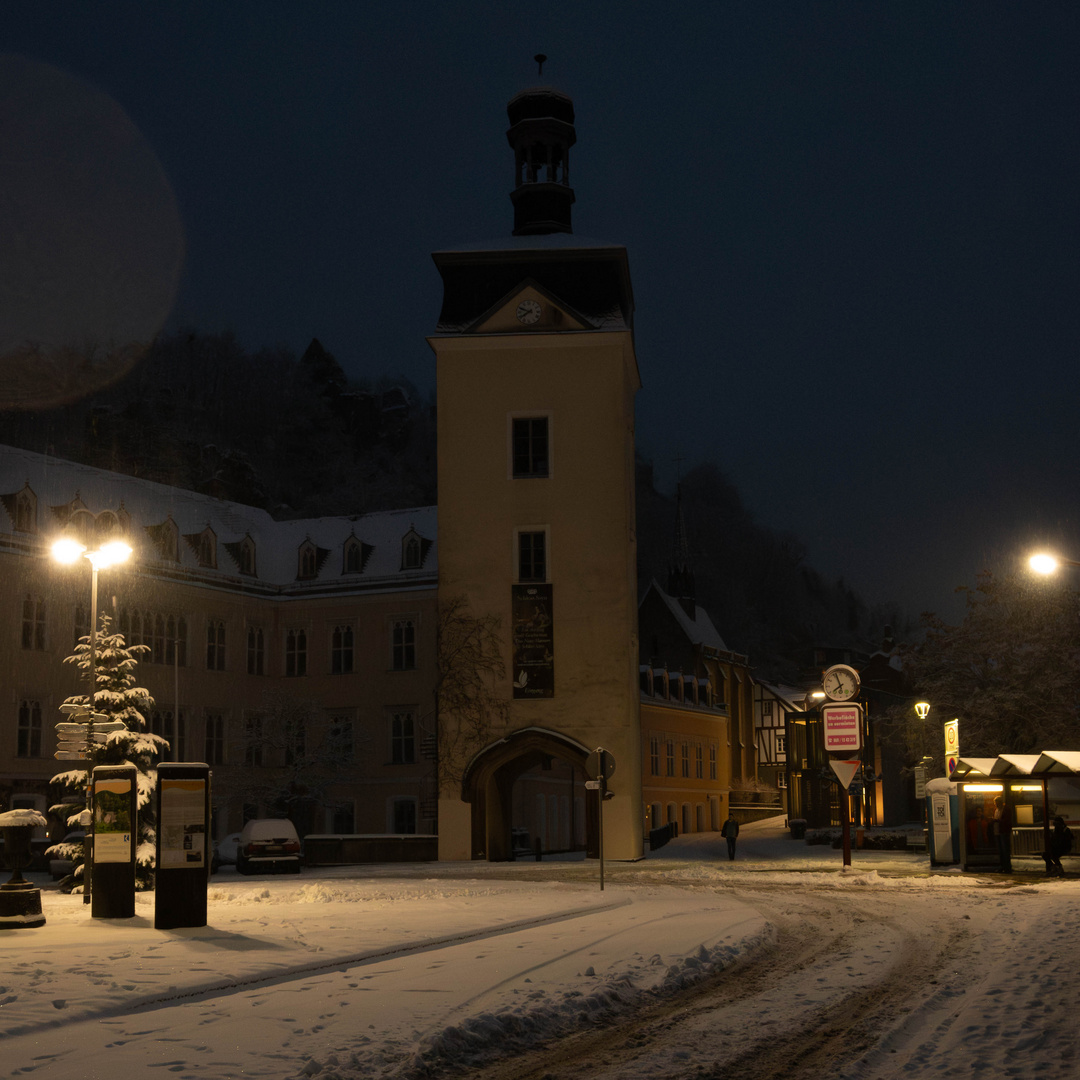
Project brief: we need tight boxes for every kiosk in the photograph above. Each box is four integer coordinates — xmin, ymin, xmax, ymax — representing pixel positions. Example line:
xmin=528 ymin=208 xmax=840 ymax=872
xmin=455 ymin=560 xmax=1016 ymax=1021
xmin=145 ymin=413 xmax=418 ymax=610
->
xmin=155 ymin=763 xmax=211 ymax=929
xmin=91 ymin=764 xmax=137 ymax=919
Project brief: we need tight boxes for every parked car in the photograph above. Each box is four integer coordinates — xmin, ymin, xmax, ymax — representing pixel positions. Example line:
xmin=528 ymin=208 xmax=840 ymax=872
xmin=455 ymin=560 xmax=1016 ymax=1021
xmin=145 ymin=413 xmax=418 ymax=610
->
xmin=210 ymin=832 xmax=242 ymax=873
xmin=48 ymin=831 xmax=86 ymax=880
xmin=235 ymin=819 xmax=302 ymax=875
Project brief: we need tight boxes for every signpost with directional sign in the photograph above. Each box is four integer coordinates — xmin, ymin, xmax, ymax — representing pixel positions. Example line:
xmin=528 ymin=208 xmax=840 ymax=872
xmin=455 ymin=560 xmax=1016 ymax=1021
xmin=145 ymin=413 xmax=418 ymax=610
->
xmin=586 ymin=748 xmax=615 ymax=891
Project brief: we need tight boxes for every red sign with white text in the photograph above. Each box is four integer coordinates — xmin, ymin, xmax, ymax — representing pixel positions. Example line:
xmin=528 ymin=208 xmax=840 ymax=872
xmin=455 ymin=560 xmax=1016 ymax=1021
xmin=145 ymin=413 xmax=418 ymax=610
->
xmin=822 ymin=703 xmax=863 ymax=751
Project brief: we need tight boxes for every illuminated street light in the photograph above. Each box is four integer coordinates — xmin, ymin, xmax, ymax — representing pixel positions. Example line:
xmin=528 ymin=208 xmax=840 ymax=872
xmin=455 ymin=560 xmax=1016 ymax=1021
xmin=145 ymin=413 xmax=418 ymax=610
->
xmin=1029 ymin=552 xmax=1080 ymax=575
xmin=914 ymin=701 xmax=930 ymax=720
xmin=50 ymin=537 xmax=133 ymax=903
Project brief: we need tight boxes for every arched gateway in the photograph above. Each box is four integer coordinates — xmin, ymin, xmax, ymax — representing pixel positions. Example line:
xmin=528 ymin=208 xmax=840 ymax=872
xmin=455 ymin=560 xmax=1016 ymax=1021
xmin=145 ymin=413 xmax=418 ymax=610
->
xmin=462 ymin=727 xmax=597 ymax=861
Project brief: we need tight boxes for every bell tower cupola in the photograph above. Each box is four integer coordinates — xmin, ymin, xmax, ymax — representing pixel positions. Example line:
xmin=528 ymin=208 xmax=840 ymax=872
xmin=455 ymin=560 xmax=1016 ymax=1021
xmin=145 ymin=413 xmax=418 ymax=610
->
xmin=506 ymin=55 xmax=576 ymax=236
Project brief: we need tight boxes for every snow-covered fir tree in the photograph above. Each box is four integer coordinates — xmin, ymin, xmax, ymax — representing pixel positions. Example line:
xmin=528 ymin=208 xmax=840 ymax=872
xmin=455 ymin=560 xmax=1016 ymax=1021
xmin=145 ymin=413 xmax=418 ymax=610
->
xmin=47 ymin=613 xmax=167 ymax=890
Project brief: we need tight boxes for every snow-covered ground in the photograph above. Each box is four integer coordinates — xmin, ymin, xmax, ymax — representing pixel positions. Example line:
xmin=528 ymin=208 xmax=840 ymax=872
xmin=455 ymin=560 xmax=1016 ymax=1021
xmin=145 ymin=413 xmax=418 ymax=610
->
xmin=3 ymin=816 xmax=1079 ymax=1079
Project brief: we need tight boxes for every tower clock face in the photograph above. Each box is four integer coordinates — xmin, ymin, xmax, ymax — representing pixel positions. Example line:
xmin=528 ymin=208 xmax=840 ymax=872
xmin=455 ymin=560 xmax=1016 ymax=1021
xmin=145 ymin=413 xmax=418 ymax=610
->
xmin=516 ymin=298 xmax=542 ymax=325
xmin=823 ymin=664 xmax=860 ymax=701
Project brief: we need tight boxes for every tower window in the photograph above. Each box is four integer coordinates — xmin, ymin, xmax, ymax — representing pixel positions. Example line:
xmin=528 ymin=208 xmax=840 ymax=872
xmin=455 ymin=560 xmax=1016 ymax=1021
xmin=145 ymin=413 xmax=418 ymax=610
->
xmin=512 ymin=417 xmax=549 ymax=478
xmin=518 ymin=531 xmax=547 ymax=582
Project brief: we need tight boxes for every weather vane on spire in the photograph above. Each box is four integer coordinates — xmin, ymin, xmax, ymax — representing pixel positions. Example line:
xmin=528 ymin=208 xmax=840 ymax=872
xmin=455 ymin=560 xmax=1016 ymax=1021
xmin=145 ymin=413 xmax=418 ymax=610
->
xmin=534 ymin=54 xmax=547 ymax=77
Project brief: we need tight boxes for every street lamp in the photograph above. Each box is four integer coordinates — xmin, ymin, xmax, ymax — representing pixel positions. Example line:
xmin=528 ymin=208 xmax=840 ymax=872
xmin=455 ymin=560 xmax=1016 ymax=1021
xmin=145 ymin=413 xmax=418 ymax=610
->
xmin=914 ymin=701 xmax=930 ymax=721
xmin=51 ymin=537 xmax=132 ymax=902
xmin=1029 ymin=553 xmax=1080 ymax=575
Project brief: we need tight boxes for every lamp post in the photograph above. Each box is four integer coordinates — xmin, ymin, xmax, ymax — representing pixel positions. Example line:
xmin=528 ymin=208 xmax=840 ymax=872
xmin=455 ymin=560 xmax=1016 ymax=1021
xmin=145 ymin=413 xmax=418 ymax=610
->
xmin=51 ymin=537 xmax=132 ymax=902
xmin=1029 ymin=553 xmax=1080 ymax=575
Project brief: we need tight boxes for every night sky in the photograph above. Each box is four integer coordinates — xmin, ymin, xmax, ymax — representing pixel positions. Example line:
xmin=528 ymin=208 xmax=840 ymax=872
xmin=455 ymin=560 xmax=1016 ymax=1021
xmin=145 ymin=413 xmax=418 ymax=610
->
xmin=4 ymin=2 xmax=1079 ymax=622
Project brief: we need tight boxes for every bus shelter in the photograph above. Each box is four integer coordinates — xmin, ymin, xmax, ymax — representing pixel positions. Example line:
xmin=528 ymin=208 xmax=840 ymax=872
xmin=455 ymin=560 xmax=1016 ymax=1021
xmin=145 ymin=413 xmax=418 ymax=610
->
xmin=949 ymin=752 xmax=1080 ymax=871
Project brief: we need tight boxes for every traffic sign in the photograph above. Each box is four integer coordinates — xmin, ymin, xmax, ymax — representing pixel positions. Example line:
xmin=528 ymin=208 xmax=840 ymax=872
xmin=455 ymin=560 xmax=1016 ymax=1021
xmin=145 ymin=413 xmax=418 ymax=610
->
xmin=829 ymin=758 xmax=862 ymax=788
xmin=823 ymin=703 xmax=863 ymax=751
xmin=54 ymin=750 xmax=88 ymax=760
xmin=944 ymin=719 xmax=960 ymax=760
xmin=584 ymin=780 xmax=601 ymax=790
xmin=586 ymin=748 xmax=616 ymax=780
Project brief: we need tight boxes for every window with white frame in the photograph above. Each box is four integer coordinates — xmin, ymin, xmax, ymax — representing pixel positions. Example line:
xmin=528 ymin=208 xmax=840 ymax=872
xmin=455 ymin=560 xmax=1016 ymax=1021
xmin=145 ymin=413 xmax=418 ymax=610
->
xmin=392 ymin=617 xmax=416 ymax=670
xmin=206 ymin=619 xmax=226 ymax=670
xmin=205 ymin=712 xmax=226 ymax=765
xmin=21 ymin=596 xmax=45 ymax=650
xmin=328 ymin=716 xmax=354 ymax=762
xmin=247 ymin=626 xmax=264 ymax=675
xmin=17 ymin=700 xmax=43 ymax=757
xmin=331 ymin=624 xmax=354 ymax=674
xmin=244 ymin=715 xmax=263 ymax=765
xmin=285 ymin=629 xmax=307 ymax=677
xmin=390 ymin=709 xmax=416 ymax=764
xmin=517 ymin=530 xmax=547 ymax=582
xmin=391 ymin=797 xmax=417 ymax=834
xmin=512 ymin=416 xmax=549 ymax=478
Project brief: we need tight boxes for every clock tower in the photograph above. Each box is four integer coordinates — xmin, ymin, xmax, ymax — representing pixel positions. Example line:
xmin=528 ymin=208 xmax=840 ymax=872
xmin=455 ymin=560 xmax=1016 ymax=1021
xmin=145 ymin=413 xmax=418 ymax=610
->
xmin=429 ymin=77 xmax=643 ymax=861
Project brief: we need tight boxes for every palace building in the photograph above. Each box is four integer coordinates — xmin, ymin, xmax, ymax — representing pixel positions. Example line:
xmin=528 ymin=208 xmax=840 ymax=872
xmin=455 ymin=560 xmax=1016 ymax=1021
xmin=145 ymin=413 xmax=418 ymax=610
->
xmin=0 ymin=77 xmax=751 ymax=860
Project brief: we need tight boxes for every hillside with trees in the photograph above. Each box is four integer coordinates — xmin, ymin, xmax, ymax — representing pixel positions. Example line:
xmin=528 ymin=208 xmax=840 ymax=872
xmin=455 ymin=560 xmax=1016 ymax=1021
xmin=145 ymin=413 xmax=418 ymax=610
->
xmin=3 ymin=331 xmax=906 ymax=679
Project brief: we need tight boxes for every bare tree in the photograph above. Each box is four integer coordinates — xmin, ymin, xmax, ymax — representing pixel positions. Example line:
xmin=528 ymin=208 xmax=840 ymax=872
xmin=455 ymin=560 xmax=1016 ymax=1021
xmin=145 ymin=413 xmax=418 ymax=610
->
xmin=896 ymin=569 xmax=1080 ymax=760
xmin=218 ymin=690 xmax=372 ymax=834
xmin=432 ymin=594 xmax=508 ymax=795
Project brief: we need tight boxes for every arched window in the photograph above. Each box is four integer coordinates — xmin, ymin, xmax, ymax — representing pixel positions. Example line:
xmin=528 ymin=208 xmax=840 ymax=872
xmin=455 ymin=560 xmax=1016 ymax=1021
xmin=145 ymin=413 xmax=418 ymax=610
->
xmin=298 ymin=542 xmax=317 ymax=580
xmin=13 ymin=487 xmax=36 ymax=532
xmin=343 ymin=537 xmax=362 ymax=574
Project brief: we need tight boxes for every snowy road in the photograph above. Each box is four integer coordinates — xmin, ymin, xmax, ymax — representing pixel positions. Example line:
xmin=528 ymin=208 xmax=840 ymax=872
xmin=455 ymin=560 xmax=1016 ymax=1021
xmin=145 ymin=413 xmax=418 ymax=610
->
xmin=4 ymin=823 xmax=1080 ymax=1079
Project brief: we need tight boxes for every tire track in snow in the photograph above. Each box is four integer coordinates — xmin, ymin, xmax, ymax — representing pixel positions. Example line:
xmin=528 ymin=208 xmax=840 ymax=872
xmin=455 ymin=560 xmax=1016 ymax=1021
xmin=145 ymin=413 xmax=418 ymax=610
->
xmin=1 ymin=898 xmax=631 ymax=1040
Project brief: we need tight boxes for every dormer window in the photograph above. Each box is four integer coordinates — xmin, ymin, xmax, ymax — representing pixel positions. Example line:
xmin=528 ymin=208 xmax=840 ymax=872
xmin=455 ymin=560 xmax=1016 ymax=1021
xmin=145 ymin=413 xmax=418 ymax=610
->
xmin=70 ymin=508 xmax=95 ymax=545
xmin=295 ymin=540 xmax=330 ymax=581
xmin=298 ymin=541 xmax=318 ymax=580
xmin=147 ymin=517 xmax=180 ymax=562
xmin=343 ymin=535 xmax=373 ymax=575
xmin=400 ymin=527 xmax=431 ymax=571
xmin=199 ymin=532 xmax=215 ymax=568
xmin=239 ymin=537 xmax=255 ymax=576
xmin=184 ymin=526 xmax=217 ymax=569
xmin=225 ymin=535 xmax=257 ymax=576
xmin=4 ymin=484 xmax=38 ymax=533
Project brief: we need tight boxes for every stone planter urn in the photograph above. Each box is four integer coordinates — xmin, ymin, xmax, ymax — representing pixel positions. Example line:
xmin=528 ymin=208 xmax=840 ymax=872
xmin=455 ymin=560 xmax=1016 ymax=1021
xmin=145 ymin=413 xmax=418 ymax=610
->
xmin=0 ymin=808 xmax=48 ymax=929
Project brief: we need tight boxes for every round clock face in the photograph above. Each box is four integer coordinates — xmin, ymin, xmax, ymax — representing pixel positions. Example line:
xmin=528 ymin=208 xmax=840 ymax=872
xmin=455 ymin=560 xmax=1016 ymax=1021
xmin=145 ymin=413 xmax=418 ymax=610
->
xmin=823 ymin=664 xmax=860 ymax=701
xmin=516 ymin=298 xmax=542 ymax=325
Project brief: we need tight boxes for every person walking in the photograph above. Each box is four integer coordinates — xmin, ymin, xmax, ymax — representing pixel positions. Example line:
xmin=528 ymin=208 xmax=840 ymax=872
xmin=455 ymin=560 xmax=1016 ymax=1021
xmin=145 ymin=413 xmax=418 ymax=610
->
xmin=721 ymin=812 xmax=740 ymax=861
xmin=993 ymin=796 xmax=1012 ymax=873
xmin=1043 ymin=816 xmax=1074 ymax=876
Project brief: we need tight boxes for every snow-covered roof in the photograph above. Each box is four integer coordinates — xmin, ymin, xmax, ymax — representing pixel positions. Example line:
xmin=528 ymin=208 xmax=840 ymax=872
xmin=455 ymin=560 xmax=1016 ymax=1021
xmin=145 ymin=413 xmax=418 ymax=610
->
xmin=950 ymin=753 xmax=1080 ymax=779
xmin=642 ymin=579 xmax=727 ymax=653
xmin=0 ymin=443 xmax=436 ymax=593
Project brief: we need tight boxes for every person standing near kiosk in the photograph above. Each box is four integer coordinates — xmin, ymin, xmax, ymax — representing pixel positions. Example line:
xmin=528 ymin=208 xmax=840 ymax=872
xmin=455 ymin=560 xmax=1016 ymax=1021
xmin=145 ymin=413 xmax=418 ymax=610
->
xmin=993 ymin=795 xmax=1012 ymax=873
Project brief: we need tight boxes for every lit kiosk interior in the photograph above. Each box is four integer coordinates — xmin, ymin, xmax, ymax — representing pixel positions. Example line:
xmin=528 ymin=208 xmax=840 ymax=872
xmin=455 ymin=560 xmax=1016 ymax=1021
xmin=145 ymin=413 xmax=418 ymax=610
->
xmin=949 ymin=752 xmax=1080 ymax=872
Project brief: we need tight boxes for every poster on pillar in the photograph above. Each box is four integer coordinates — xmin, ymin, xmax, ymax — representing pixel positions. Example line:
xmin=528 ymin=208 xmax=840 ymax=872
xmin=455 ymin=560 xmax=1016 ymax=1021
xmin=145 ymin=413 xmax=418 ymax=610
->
xmin=512 ymin=583 xmax=554 ymax=698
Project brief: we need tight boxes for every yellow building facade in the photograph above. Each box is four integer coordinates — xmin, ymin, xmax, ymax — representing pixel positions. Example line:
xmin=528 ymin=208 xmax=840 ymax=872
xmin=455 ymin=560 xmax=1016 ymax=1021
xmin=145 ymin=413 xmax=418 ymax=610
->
xmin=430 ymin=84 xmax=644 ymax=861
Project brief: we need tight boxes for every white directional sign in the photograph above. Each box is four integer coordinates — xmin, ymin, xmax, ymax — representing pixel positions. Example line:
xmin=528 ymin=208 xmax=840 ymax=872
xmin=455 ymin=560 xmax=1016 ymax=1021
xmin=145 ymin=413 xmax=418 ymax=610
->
xmin=54 ymin=750 xmax=88 ymax=760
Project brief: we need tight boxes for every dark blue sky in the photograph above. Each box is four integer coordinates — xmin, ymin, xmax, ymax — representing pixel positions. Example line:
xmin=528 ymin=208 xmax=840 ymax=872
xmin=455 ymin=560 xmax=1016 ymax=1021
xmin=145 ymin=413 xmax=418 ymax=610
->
xmin=5 ymin=2 xmax=1080 ymax=622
